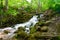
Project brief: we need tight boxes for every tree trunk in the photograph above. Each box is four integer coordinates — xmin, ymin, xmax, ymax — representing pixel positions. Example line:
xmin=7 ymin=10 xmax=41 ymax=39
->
xmin=38 ymin=0 xmax=40 ymax=13
xmin=0 ymin=0 xmax=3 ymax=28
xmin=4 ymin=0 xmax=8 ymax=11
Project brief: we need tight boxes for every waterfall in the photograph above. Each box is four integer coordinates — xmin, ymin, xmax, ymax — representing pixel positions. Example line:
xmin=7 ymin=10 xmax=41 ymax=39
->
xmin=0 ymin=14 xmax=43 ymax=39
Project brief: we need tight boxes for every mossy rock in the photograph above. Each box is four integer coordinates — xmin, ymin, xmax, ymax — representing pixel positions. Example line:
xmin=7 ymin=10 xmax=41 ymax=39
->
xmin=14 ymin=27 xmax=25 ymax=33
xmin=14 ymin=31 xmax=28 ymax=40
xmin=4 ymin=30 xmax=10 ymax=34
xmin=41 ymin=26 xmax=48 ymax=32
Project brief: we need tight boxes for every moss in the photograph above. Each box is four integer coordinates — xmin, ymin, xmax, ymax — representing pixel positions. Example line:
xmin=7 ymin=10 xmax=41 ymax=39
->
xmin=41 ymin=26 xmax=48 ymax=32
xmin=14 ymin=31 xmax=28 ymax=40
xmin=0 ymin=13 xmax=33 ymax=28
xmin=30 ymin=26 xmax=36 ymax=34
xmin=56 ymin=23 xmax=60 ymax=33
xmin=4 ymin=30 xmax=10 ymax=34
xmin=14 ymin=27 xmax=25 ymax=33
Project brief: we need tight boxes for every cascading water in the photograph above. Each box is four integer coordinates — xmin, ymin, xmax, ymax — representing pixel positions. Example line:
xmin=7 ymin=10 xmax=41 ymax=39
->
xmin=0 ymin=14 xmax=43 ymax=39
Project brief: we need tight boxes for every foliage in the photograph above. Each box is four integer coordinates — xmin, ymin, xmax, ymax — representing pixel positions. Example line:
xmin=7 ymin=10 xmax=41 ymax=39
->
xmin=30 ymin=26 xmax=36 ymax=34
xmin=1 ymin=0 xmax=60 ymax=12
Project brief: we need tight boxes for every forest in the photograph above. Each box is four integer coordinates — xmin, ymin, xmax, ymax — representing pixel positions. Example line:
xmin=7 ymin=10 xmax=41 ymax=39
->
xmin=0 ymin=0 xmax=60 ymax=40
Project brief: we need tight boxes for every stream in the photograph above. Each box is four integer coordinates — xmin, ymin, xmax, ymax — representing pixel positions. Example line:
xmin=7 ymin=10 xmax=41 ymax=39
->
xmin=0 ymin=14 xmax=43 ymax=39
